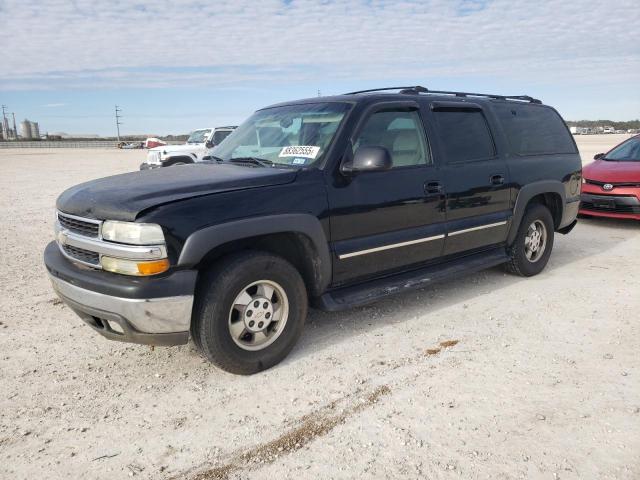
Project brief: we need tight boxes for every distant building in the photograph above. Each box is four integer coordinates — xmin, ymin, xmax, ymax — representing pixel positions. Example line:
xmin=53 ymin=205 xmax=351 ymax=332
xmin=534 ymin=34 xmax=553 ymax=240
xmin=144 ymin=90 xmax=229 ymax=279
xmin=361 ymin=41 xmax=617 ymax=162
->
xmin=21 ymin=119 xmax=33 ymax=139
xmin=30 ymin=121 xmax=40 ymax=139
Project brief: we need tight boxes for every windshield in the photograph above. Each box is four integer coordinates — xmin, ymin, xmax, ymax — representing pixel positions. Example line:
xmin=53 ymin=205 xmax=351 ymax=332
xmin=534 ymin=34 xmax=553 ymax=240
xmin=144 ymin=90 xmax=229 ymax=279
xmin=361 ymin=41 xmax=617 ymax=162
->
xmin=187 ymin=129 xmax=212 ymax=144
xmin=605 ymin=136 xmax=640 ymax=162
xmin=211 ymin=102 xmax=352 ymax=167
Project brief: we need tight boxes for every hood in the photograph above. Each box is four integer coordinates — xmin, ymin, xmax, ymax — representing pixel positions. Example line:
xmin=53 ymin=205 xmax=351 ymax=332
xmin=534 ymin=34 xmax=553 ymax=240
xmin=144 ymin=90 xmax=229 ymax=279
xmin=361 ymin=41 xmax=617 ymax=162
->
xmin=149 ymin=143 xmax=201 ymax=154
xmin=583 ymin=159 xmax=640 ymax=183
xmin=57 ymin=163 xmax=298 ymax=221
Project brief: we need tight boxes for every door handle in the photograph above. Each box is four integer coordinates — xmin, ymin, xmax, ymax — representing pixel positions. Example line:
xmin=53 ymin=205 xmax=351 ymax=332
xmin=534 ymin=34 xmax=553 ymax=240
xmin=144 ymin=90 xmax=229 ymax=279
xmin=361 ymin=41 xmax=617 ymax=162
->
xmin=424 ymin=181 xmax=443 ymax=195
xmin=490 ymin=174 xmax=505 ymax=185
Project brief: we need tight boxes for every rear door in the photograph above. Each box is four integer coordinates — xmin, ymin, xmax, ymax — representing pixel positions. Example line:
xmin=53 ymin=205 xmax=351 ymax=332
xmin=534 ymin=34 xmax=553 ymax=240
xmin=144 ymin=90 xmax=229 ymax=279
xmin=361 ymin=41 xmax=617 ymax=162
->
xmin=326 ymin=101 xmax=446 ymax=285
xmin=428 ymin=102 xmax=511 ymax=255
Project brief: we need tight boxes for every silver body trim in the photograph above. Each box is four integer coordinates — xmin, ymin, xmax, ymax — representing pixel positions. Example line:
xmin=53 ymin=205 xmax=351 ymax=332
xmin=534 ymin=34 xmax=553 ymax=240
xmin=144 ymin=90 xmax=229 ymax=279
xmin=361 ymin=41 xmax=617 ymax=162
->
xmin=448 ymin=220 xmax=507 ymax=237
xmin=49 ymin=274 xmax=193 ymax=334
xmin=338 ymin=234 xmax=445 ymax=259
xmin=338 ymin=220 xmax=508 ymax=259
xmin=55 ymin=221 xmax=167 ymax=260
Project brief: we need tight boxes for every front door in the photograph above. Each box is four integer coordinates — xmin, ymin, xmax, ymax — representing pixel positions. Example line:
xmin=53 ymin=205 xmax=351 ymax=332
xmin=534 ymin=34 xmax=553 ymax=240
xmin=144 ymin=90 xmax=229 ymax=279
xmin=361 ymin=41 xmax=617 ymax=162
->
xmin=428 ymin=102 xmax=511 ymax=255
xmin=327 ymin=102 xmax=446 ymax=286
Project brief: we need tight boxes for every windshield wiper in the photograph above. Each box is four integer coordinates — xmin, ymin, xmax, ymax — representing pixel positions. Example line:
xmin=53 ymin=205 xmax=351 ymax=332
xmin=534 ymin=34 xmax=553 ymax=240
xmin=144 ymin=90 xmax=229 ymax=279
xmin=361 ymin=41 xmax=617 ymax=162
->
xmin=202 ymin=154 xmax=224 ymax=162
xmin=228 ymin=157 xmax=274 ymax=167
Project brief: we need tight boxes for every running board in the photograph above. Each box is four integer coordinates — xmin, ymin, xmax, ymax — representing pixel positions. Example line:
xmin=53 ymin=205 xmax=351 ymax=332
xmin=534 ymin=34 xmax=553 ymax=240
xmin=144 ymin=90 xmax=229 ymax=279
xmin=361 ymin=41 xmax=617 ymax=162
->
xmin=315 ymin=248 xmax=509 ymax=311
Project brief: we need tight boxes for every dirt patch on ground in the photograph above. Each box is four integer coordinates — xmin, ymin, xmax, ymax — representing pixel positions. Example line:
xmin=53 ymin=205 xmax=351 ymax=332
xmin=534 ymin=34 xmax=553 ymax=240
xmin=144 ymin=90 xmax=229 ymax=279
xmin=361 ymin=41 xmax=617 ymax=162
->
xmin=190 ymin=385 xmax=391 ymax=480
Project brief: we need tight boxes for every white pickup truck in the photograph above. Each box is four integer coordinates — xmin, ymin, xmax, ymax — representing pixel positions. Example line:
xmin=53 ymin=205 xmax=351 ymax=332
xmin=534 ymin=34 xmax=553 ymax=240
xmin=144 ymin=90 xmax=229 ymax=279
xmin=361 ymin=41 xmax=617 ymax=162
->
xmin=141 ymin=126 xmax=235 ymax=169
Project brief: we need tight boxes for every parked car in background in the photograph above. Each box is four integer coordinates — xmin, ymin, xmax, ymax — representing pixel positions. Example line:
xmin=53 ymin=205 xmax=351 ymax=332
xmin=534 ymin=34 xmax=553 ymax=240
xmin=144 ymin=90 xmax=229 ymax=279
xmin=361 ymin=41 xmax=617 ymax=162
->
xmin=580 ymin=134 xmax=640 ymax=220
xmin=603 ymin=126 xmax=615 ymax=134
xmin=140 ymin=126 xmax=236 ymax=169
xmin=145 ymin=137 xmax=167 ymax=149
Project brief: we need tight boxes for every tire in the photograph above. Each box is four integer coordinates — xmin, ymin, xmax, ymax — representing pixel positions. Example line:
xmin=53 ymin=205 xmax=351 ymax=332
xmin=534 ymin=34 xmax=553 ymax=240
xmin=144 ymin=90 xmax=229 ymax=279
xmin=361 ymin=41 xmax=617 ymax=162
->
xmin=506 ymin=203 xmax=555 ymax=277
xmin=191 ymin=251 xmax=308 ymax=374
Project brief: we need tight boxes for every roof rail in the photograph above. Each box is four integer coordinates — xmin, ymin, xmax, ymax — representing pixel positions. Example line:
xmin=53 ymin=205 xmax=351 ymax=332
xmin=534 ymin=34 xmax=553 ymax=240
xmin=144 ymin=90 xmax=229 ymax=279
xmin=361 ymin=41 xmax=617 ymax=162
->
xmin=344 ymin=85 xmax=541 ymax=104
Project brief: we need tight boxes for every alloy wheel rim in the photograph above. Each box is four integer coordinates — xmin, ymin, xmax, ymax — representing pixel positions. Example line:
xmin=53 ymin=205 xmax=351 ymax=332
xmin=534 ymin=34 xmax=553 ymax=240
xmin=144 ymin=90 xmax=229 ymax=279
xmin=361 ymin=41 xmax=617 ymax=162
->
xmin=524 ymin=219 xmax=547 ymax=263
xmin=228 ymin=280 xmax=289 ymax=351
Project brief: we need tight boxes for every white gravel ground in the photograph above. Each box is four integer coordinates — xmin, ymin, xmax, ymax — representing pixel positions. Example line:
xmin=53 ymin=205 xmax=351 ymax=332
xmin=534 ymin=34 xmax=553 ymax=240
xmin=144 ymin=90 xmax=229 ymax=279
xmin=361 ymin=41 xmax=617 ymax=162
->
xmin=1 ymin=135 xmax=638 ymax=479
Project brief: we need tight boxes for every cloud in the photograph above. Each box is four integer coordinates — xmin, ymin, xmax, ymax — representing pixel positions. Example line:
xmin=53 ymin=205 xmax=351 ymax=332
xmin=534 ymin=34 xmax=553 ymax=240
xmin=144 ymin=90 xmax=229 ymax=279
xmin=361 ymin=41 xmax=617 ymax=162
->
xmin=0 ymin=0 xmax=638 ymax=90
xmin=42 ymin=103 xmax=66 ymax=107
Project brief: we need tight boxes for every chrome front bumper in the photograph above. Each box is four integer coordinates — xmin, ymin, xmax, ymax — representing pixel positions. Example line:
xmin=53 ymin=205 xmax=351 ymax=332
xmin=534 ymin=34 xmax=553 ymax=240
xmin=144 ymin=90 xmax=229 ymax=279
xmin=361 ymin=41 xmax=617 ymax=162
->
xmin=49 ymin=274 xmax=192 ymax=346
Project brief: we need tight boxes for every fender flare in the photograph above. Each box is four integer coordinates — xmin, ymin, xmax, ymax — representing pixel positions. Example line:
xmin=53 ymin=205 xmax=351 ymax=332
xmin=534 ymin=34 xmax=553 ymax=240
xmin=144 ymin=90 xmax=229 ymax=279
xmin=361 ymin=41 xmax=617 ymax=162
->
xmin=177 ymin=214 xmax=332 ymax=292
xmin=163 ymin=154 xmax=196 ymax=165
xmin=507 ymin=180 xmax=566 ymax=245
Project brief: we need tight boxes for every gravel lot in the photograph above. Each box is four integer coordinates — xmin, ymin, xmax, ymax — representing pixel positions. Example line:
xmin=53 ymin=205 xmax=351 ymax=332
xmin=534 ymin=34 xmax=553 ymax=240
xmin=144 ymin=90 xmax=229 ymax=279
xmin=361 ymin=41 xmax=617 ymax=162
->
xmin=1 ymin=134 xmax=638 ymax=479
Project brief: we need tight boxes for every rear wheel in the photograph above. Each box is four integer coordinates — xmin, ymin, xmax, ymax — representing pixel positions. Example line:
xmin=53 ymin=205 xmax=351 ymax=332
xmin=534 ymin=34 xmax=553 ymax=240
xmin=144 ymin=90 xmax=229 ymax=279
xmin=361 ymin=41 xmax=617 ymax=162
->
xmin=191 ymin=251 xmax=308 ymax=374
xmin=506 ymin=203 xmax=554 ymax=277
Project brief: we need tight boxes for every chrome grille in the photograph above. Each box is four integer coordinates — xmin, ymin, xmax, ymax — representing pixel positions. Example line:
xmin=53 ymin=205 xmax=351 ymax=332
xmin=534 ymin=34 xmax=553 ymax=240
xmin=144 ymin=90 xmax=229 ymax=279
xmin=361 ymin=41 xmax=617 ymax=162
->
xmin=58 ymin=212 xmax=100 ymax=238
xmin=62 ymin=244 xmax=100 ymax=266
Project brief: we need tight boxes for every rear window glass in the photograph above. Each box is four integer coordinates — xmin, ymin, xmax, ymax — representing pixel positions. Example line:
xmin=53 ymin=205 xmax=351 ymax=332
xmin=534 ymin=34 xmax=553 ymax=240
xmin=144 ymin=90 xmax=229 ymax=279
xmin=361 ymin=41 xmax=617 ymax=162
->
xmin=494 ymin=104 xmax=576 ymax=155
xmin=433 ymin=109 xmax=495 ymax=163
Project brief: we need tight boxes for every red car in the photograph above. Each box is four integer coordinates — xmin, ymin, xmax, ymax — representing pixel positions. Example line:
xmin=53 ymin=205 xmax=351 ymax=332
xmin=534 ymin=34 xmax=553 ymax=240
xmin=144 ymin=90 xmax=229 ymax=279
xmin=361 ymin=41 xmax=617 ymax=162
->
xmin=580 ymin=134 xmax=640 ymax=220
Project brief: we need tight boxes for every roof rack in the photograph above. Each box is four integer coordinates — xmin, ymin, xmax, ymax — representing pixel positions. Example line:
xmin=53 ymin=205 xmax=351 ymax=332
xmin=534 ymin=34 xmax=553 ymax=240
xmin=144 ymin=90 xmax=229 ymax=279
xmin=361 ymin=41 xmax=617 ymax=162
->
xmin=344 ymin=85 xmax=541 ymax=104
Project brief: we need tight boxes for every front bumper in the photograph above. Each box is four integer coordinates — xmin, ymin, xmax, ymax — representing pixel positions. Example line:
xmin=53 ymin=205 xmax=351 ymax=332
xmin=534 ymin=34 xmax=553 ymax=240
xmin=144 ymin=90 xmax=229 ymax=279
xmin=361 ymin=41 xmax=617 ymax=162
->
xmin=580 ymin=185 xmax=640 ymax=220
xmin=45 ymin=242 xmax=196 ymax=346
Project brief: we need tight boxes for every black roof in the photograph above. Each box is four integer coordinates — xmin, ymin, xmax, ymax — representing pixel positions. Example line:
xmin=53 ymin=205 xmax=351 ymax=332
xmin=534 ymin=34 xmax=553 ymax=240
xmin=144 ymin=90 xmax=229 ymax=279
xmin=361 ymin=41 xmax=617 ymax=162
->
xmin=263 ymin=86 xmax=544 ymax=110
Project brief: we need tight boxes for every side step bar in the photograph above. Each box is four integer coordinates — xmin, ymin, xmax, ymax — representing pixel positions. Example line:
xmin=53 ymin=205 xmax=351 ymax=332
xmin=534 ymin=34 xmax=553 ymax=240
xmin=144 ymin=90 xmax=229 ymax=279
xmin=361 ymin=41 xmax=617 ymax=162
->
xmin=315 ymin=248 xmax=509 ymax=311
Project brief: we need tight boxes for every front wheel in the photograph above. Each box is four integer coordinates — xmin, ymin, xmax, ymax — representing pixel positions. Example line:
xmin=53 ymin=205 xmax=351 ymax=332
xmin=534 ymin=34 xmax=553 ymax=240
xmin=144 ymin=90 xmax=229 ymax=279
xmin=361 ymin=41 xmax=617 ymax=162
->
xmin=191 ymin=251 xmax=308 ymax=374
xmin=506 ymin=203 xmax=555 ymax=277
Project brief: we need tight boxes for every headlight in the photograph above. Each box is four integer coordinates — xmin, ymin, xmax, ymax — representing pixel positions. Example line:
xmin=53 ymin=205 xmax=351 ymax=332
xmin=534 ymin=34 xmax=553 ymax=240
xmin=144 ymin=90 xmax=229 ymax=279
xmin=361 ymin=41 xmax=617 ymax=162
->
xmin=102 ymin=257 xmax=169 ymax=276
xmin=102 ymin=221 xmax=165 ymax=245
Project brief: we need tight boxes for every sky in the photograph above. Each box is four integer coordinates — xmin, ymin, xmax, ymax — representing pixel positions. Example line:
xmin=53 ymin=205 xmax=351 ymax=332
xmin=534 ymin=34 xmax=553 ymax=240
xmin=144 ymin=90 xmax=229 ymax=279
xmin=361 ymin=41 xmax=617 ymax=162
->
xmin=1 ymin=0 xmax=639 ymax=136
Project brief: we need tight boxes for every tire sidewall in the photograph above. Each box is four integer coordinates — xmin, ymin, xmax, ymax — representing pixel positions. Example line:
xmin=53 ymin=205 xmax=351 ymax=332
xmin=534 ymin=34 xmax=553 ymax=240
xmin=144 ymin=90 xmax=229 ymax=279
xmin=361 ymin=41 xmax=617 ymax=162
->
xmin=197 ymin=253 xmax=307 ymax=373
xmin=513 ymin=204 xmax=555 ymax=276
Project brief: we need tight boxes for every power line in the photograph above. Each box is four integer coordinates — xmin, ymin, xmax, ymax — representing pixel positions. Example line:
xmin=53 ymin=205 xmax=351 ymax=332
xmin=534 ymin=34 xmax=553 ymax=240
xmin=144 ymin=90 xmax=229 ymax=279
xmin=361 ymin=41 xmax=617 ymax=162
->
xmin=115 ymin=105 xmax=123 ymax=142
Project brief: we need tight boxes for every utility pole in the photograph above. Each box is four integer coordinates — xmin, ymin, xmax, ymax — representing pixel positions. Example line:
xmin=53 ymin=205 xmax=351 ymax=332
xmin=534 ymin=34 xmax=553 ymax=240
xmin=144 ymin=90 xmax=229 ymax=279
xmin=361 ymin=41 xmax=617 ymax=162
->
xmin=317 ymin=89 xmax=321 ymax=97
xmin=115 ymin=105 xmax=123 ymax=142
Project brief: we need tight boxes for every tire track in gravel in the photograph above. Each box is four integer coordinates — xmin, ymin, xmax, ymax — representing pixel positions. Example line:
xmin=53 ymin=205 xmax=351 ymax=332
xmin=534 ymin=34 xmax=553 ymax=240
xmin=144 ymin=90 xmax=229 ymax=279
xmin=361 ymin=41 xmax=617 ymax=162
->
xmin=181 ymin=339 xmax=461 ymax=480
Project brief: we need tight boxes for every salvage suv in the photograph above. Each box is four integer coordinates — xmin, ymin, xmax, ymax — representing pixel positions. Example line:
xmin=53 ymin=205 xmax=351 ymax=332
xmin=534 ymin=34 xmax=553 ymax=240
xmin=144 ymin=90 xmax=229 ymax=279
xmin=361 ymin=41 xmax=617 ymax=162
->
xmin=45 ymin=86 xmax=581 ymax=374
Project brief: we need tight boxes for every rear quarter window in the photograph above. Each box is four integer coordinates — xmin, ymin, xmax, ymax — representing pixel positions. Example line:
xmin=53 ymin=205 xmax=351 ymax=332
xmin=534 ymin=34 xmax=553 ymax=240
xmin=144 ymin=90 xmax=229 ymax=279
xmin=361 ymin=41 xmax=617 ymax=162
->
xmin=494 ymin=104 xmax=576 ymax=155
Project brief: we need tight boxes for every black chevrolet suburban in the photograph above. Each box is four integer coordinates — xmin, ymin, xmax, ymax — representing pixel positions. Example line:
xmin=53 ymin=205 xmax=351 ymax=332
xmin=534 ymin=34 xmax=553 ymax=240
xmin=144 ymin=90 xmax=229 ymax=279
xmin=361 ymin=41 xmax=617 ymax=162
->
xmin=45 ymin=86 xmax=582 ymax=374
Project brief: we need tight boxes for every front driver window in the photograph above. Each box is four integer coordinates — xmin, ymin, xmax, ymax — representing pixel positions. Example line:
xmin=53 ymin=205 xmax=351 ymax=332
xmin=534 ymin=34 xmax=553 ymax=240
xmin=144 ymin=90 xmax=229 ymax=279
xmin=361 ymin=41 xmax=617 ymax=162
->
xmin=353 ymin=109 xmax=430 ymax=167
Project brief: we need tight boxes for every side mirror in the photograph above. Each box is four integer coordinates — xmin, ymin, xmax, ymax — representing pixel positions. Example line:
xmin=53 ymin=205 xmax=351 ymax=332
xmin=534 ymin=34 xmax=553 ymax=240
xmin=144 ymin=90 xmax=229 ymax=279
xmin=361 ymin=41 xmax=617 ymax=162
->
xmin=594 ymin=152 xmax=605 ymax=160
xmin=341 ymin=146 xmax=392 ymax=175
xmin=205 ymin=140 xmax=214 ymax=149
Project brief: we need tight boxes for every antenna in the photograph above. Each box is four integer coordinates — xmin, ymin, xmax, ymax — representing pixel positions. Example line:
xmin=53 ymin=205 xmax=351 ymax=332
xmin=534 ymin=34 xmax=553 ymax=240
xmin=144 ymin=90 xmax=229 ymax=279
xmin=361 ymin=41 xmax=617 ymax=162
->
xmin=115 ymin=105 xmax=123 ymax=142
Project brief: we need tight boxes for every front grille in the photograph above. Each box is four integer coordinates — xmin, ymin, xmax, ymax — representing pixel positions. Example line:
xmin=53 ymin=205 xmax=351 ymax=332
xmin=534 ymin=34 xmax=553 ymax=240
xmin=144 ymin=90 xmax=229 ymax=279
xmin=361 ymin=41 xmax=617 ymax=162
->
xmin=580 ymin=201 xmax=640 ymax=214
xmin=58 ymin=213 xmax=100 ymax=238
xmin=586 ymin=179 xmax=640 ymax=188
xmin=62 ymin=244 xmax=100 ymax=266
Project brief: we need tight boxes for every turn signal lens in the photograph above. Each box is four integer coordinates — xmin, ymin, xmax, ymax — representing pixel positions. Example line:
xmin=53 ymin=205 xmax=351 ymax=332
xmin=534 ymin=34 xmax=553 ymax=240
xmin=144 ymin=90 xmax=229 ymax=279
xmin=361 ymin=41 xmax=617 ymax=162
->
xmin=101 ymin=256 xmax=169 ymax=276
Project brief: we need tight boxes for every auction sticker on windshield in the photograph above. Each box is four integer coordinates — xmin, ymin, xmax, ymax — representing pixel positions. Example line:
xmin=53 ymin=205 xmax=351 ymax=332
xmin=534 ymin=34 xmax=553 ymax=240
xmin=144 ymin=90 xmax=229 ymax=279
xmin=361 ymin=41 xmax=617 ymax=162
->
xmin=279 ymin=146 xmax=320 ymax=159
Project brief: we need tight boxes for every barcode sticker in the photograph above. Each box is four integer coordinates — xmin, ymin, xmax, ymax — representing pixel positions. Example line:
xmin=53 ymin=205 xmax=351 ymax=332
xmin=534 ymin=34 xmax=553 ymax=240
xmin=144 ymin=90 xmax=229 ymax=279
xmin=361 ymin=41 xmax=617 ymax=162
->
xmin=279 ymin=146 xmax=320 ymax=159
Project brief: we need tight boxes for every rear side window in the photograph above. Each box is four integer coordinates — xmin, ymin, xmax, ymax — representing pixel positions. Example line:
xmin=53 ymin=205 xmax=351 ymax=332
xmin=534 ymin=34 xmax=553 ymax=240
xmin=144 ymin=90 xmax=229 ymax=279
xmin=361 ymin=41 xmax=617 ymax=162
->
xmin=432 ymin=109 xmax=495 ymax=163
xmin=494 ymin=104 xmax=576 ymax=155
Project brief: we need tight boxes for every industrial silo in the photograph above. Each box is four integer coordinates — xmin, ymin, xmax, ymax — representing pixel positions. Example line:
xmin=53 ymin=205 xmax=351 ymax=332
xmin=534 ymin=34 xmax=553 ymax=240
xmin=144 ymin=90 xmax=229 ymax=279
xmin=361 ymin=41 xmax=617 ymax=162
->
xmin=21 ymin=119 xmax=33 ymax=139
